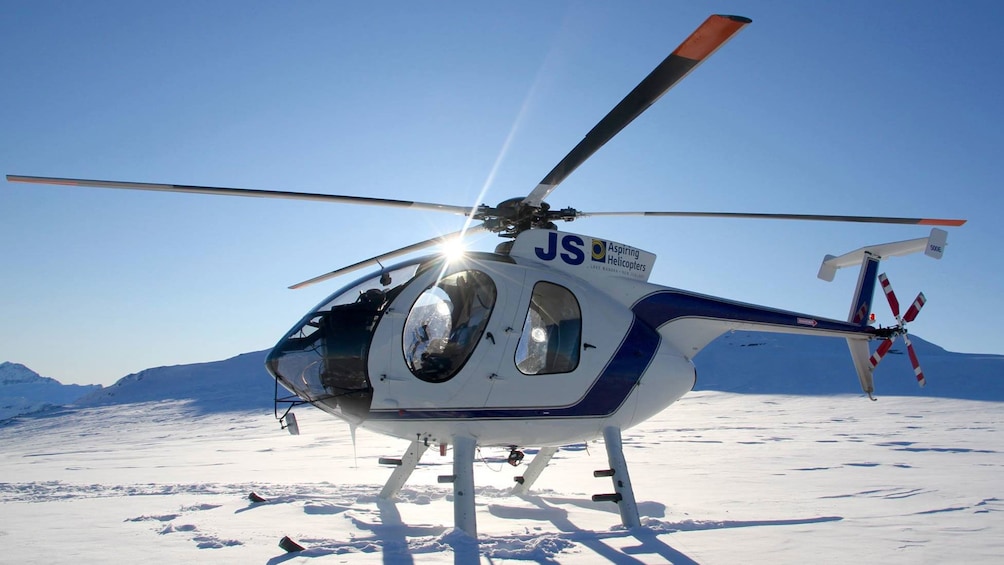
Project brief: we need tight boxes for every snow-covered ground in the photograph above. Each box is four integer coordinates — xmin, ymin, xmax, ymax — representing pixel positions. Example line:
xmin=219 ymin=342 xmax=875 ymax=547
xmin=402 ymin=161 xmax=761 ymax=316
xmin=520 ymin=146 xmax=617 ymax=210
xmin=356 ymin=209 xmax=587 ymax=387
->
xmin=2 ymin=392 xmax=1000 ymax=563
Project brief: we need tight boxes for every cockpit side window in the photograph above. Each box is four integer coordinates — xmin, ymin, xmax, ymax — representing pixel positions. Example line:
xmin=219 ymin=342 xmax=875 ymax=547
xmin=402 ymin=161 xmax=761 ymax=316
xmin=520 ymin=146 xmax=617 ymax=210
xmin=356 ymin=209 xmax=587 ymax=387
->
xmin=403 ymin=270 xmax=497 ymax=383
xmin=515 ymin=282 xmax=581 ymax=375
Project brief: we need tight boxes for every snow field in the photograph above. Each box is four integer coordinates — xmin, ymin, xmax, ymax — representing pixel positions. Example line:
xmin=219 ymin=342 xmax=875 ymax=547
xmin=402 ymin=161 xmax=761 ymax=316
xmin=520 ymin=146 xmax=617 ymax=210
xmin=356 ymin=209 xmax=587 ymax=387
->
xmin=1 ymin=392 xmax=1000 ymax=563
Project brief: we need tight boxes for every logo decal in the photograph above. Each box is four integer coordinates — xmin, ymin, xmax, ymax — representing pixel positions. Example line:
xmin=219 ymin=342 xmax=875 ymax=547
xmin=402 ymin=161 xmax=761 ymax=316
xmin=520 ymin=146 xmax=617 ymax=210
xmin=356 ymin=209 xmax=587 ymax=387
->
xmin=534 ymin=232 xmax=584 ymax=265
xmin=591 ymin=239 xmax=606 ymax=262
xmin=796 ymin=317 xmax=818 ymax=327
xmin=518 ymin=230 xmax=656 ymax=281
xmin=534 ymin=232 xmax=558 ymax=261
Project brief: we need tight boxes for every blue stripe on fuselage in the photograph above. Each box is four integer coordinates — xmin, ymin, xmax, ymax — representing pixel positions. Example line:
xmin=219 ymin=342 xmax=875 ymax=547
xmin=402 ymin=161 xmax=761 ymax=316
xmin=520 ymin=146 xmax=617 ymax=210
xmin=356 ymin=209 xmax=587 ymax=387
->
xmin=632 ymin=289 xmax=872 ymax=334
xmin=367 ymin=317 xmax=660 ymax=421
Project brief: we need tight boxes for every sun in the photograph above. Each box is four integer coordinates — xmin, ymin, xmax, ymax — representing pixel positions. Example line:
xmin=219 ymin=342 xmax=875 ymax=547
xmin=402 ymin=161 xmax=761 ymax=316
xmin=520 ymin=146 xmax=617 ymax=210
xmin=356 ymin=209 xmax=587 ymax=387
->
xmin=441 ymin=237 xmax=467 ymax=262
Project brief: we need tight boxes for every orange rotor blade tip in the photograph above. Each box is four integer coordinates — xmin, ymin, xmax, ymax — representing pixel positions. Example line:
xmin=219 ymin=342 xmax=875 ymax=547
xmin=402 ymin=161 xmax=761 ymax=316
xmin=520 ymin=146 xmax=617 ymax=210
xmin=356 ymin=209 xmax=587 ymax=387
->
xmin=674 ymin=15 xmax=752 ymax=61
xmin=919 ymin=218 xmax=967 ymax=226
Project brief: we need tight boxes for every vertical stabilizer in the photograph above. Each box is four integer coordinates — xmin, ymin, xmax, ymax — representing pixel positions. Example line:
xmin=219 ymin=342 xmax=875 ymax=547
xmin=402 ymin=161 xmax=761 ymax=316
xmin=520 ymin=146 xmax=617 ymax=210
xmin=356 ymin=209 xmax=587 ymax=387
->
xmin=818 ymin=228 xmax=951 ymax=327
xmin=847 ymin=253 xmax=880 ymax=326
xmin=924 ymin=228 xmax=948 ymax=259
xmin=846 ymin=338 xmax=875 ymax=398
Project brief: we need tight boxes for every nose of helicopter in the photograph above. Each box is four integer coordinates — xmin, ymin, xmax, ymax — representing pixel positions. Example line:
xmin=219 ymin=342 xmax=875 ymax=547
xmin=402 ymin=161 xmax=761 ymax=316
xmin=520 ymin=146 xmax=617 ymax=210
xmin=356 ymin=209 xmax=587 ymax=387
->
xmin=263 ymin=259 xmax=426 ymax=424
xmin=265 ymin=294 xmax=384 ymax=424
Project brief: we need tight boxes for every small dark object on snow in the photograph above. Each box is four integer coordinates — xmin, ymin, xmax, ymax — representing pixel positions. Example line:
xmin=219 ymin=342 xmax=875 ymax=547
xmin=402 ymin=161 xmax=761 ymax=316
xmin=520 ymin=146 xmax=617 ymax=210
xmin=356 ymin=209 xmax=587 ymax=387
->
xmin=279 ymin=536 xmax=305 ymax=553
xmin=248 ymin=491 xmax=267 ymax=503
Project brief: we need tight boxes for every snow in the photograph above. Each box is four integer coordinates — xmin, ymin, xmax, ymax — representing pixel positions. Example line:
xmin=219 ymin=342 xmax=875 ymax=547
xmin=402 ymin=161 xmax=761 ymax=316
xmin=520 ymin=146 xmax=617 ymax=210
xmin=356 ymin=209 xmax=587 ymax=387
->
xmin=1 ymin=391 xmax=1001 ymax=563
xmin=0 ymin=362 xmax=53 ymax=385
xmin=2 ymin=331 xmax=1001 ymax=562
xmin=0 ymin=362 xmax=100 ymax=420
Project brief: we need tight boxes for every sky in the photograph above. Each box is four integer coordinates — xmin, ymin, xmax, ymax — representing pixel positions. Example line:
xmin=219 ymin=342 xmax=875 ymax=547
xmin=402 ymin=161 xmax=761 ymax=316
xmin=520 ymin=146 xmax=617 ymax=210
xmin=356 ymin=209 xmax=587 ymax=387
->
xmin=2 ymin=1 xmax=1002 ymax=386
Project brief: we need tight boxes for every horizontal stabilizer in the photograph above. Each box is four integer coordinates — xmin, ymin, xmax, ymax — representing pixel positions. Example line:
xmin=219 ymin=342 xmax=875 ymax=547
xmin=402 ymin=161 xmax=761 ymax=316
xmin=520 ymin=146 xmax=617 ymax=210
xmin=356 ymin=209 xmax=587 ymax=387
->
xmin=818 ymin=228 xmax=949 ymax=282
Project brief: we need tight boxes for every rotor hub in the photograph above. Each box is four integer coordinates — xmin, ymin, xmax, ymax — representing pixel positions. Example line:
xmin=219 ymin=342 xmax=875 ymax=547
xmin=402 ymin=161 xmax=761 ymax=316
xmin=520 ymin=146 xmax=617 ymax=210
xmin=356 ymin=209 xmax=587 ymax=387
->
xmin=476 ymin=198 xmax=580 ymax=237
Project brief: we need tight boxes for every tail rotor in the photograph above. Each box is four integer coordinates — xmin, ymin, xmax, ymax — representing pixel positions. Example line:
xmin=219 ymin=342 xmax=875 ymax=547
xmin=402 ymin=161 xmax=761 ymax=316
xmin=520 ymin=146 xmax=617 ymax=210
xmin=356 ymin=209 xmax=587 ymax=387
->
xmin=869 ymin=273 xmax=927 ymax=387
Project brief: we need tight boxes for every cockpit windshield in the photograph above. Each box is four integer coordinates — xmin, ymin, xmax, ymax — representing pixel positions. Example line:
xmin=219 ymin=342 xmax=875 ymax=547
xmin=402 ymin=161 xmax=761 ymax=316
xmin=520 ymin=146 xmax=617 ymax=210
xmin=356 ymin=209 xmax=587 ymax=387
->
xmin=266 ymin=261 xmax=427 ymax=422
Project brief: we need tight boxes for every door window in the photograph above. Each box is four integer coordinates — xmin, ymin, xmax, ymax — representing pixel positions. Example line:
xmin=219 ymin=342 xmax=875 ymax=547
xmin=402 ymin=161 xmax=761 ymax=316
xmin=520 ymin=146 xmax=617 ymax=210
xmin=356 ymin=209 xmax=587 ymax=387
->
xmin=515 ymin=282 xmax=581 ymax=375
xmin=403 ymin=270 xmax=497 ymax=383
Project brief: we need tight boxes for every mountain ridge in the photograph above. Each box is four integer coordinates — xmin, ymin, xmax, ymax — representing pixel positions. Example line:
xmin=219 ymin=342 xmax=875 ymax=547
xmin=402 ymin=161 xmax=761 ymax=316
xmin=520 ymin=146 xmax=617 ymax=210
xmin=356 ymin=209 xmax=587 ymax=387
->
xmin=4 ymin=331 xmax=1002 ymax=420
xmin=0 ymin=362 xmax=102 ymax=420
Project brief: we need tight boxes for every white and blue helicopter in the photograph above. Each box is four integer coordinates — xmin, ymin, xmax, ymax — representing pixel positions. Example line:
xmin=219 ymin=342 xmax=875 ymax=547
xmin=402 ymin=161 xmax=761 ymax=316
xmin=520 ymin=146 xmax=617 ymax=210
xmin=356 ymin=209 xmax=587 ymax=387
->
xmin=7 ymin=15 xmax=965 ymax=539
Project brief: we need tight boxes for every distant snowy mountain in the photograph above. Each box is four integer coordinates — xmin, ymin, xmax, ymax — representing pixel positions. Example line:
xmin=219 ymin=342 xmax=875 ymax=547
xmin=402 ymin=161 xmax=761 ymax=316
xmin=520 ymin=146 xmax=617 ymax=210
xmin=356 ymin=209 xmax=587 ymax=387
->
xmin=1 ymin=361 xmax=56 ymax=386
xmin=73 ymin=350 xmax=275 ymax=413
xmin=0 ymin=362 xmax=101 ymax=420
xmin=695 ymin=331 xmax=1004 ymax=401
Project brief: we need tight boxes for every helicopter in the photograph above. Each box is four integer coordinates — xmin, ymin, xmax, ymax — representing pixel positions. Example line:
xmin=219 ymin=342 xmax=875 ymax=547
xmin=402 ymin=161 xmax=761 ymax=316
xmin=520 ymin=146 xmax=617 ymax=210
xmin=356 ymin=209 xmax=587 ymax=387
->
xmin=6 ymin=14 xmax=966 ymax=540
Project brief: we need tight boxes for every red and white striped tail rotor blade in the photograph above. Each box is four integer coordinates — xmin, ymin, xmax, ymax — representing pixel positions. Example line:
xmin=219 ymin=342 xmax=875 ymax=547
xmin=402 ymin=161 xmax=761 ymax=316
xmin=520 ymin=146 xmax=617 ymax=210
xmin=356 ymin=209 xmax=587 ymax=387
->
xmin=878 ymin=273 xmax=901 ymax=318
xmin=876 ymin=274 xmax=927 ymax=387
xmin=904 ymin=292 xmax=927 ymax=323
xmin=903 ymin=335 xmax=927 ymax=387
xmin=869 ymin=338 xmax=895 ymax=369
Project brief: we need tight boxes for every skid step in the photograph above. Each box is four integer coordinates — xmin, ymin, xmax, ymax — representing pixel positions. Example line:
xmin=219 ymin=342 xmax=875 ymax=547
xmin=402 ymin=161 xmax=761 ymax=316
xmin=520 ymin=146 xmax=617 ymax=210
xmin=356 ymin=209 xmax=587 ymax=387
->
xmin=593 ymin=469 xmax=615 ymax=477
xmin=378 ymin=457 xmax=403 ymax=466
xmin=592 ymin=493 xmax=623 ymax=503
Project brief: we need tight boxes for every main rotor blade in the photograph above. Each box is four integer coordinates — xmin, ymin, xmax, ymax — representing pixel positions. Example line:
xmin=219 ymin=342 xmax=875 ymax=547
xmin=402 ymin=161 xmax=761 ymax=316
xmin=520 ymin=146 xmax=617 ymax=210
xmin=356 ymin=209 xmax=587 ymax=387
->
xmin=522 ymin=14 xmax=752 ymax=208
xmin=577 ymin=210 xmax=967 ymax=227
xmin=6 ymin=175 xmax=476 ymax=217
xmin=288 ymin=225 xmax=487 ymax=290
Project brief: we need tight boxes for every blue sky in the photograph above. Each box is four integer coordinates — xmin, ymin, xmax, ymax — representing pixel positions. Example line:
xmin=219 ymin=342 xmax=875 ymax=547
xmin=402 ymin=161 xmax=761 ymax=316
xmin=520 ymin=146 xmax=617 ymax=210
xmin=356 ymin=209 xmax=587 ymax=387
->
xmin=2 ymin=1 xmax=1002 ymax=386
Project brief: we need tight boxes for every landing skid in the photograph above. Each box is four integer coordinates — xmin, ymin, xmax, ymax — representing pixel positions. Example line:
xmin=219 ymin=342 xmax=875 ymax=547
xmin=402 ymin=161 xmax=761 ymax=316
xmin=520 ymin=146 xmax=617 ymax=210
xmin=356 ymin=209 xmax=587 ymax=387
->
xmin=378 ymin=440 xmax=428 ymax=499
xmin=512 ymin=446 xmax=558 ymax=495
xmin=450 ymin=436 xmax=478 ymax=537
xmin=594 ymin=426 xmax=641 ymax=528
xmin=378 ymin=436 xmax=479 ymax=537
xmin=377 ymin=427 xmax=642 ymax=537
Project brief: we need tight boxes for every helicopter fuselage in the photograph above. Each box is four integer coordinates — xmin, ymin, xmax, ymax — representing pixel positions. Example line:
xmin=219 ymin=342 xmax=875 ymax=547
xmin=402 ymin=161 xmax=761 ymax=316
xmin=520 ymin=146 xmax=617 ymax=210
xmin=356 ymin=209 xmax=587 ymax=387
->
xmin=266 ymin=228 xmax=876 ymax=447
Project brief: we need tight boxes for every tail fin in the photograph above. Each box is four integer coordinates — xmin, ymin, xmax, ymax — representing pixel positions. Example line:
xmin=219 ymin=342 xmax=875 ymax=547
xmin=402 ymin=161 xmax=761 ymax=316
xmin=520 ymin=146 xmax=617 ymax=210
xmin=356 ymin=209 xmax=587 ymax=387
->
xmin=817 ymin=227 xmax=948 ymax=325
xmin=818 ymin=228 xmax=951 ymax=397
xmin=847 ymin=254 xmax=880 ymax=326
xmin=846 ymin=338 xmax=876 ymax=400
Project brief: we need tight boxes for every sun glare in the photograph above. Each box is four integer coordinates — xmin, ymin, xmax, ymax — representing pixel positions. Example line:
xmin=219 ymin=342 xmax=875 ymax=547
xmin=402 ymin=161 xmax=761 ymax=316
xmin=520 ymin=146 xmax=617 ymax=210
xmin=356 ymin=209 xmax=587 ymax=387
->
xmin=441 ymin=238 xmax=467 ymax=262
